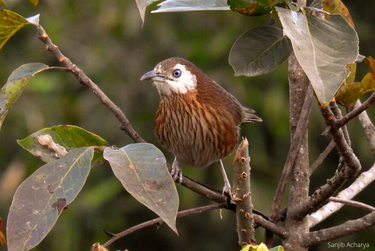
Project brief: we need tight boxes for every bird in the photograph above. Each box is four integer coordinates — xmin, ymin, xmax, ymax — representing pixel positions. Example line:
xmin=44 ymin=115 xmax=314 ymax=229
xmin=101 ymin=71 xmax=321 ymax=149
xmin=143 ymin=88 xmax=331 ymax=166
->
xmin=140 ymin=57 xmax=262 ymax=194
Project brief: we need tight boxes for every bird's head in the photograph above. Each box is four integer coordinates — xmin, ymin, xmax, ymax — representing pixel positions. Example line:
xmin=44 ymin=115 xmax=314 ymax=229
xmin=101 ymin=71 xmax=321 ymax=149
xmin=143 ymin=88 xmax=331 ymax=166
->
xmin=140 ymin=57 xmax=198 ymax=96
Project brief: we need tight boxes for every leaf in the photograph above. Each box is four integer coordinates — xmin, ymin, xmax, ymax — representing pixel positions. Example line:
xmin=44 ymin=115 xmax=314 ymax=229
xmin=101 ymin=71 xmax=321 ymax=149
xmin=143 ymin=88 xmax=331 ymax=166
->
xmin=104 ymin=143 xmax=179 ymax=234
xmin=257 ymin=243 xmax=269 ymax=251
xmin=364 ymin=56 xmax=375 ymax=71
xmin=152 ymin=0 xmax=230 ymax=13
xmin=269 ymin=245 xmax=284 ymax=251
xmin=335 ymin=57 xmax=375 ymax=106
xmin=229 ymin=25 xmax=292 ymax=76
xmin=17 ymin=125 xmax=108 ymax=165
xmin=135 ymin=0 xmax=159 ymax=24
xmin=6 ymin=147 xmax=94 ymax=251
xmin=25 ymin=14 xmax=40 ymax=25
xmin=228 ymin=0 xmax=273 ymax=16
xmin=277 ymin=7 xmax=358 ymax=106
xmin=255 ymin=0 xmax=281 ymax=7
xmin=29 ymin=0 xmax=39 ymax=6
xmin=0 ymin=63 xmax=49 ymax=129
xmin=323 ymin=0 xmax=354 ymax=27
xmin=309 ymin=0 xmax=322 ymax=8
xmin=0 ymin=217 xmax=6 ymax=245
xmin=0 ymin=10 xmax=35 ymax=50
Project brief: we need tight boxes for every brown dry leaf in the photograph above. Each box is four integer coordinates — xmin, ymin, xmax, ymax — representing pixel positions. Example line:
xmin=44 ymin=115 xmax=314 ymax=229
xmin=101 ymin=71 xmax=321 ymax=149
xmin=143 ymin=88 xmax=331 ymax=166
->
xmin=323 ymin=0 xmax=354 ymax=27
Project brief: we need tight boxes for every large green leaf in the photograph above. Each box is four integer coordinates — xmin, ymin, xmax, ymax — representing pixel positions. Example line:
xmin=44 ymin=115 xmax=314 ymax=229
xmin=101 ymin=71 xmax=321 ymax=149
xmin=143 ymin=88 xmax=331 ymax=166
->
xmin=104 ymin=143 xmax=179 ymax=234
xmin=0 ymin=63 xmax=50 ymax=129
xmin=17 ymin=125 xmax=109 ymax=165
xmin=152 ymin=0 xmax=230 ymax=13
xmin=277 ymin=7 xmax=358 ymax=106
xmin=6 ymin=147 xmax=94 ymax=251
xmin=0 ymin=10 xmax=38 ymax=50
xmin=229 ymin=25 xmax=292 ymax=76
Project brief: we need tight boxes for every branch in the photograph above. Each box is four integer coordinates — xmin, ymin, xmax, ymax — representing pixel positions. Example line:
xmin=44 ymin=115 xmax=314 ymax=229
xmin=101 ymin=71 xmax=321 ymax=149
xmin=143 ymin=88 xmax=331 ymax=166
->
xmin=308 ymin=161 xmax=375 ymax=228
xmin=35 ymin=24 xmax=236 ymax=206
xmin=253 ymin=214 xmax=288 ymax=239
xmin=303 ymin=211 xmax=375 ymax=247
xmin=232 ymin=138 xmax=255 ymax=247
xmin=269 ymin=83 xmax=313 ymax=221
xmin=290 ymin=102 xmax=361 ymax=220
xmin=102 ymin=203 xmax=227 ymax=247
xmin=328 ymin=197 xmax=375 ymax=212
xmin=335 ymin=91 xmax=375 ymax=128
xmin=266 ymin=55 xmax=310 ymax=247
xmin=36 ymin=24 xmax=145 ymax=144
xmin=309 ymin=140 xmax=336 ymax=175
xmin=34 ymin=24 xmax=285 ymax=243
xmin=355 ymin=100 xmax=375 ymax=155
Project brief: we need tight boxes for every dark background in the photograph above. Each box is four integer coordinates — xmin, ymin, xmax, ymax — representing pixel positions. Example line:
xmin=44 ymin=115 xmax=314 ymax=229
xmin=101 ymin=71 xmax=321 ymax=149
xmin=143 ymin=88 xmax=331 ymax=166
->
xmin=0 ymin=1 xmax=374 ymax=250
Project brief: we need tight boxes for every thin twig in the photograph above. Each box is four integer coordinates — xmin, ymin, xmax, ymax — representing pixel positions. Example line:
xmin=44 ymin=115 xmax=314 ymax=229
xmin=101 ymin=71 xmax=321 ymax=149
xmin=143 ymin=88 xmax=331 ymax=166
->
xmin=355 ymin=100 xmax=375 ymax=155
xmin=36 ymin=24 xmax=238 ymax=206
xmin=335 ymin=91 xmax=375 ymax=128
xmin=330 ymin=102 xmax=351 ymax=146
xmin=309 ymin=140 xmax=336 ymax=175
xmin=269 ymin=84 xmax=313 ymax=221
xmin=253 ymin=214 xmax=288 ymax=239
xmin=292 ymin=105 xmax=361 ymax=220
xmin=269 ymin=84 xmax=313 ymax=218
xmin=308 ymin=161 xmax=375 ymax=228
xmin=102 ymin=203 xmax=227 ymax=247
xmin=265 ymin=54 xmax=310 ymax=247
xmin=36 ymin=24 xmax=145 ymax=144
xmin=303 ymin=210 xmax=375 ymax=247
xmin=328 ymin=197 xmax=375 ymax=211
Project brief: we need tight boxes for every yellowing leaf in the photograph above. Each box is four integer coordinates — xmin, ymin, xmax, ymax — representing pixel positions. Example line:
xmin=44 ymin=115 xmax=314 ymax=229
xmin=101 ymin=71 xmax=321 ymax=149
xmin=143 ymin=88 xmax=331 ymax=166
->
xmin=258 ymin=243 xmax=269 ymax=251
xmin=0 ymin=10 xmax=35 ymax=50
xmin=364 ymin=56 xmax=375 ymax=71
xmin=277 ymin=7 xmax=358 ymax=106
xmin=323 ymin=0 xmax=354 ymax=27
xmin=345 ymin=63 xmax=356 ymax=86
xmin=335 ymin=72 xmax=375 ymax=107
xmin=0 ymin=217 xmax=6 ymax=245
xmin=29 ymin=0 xmax=38 ymax=6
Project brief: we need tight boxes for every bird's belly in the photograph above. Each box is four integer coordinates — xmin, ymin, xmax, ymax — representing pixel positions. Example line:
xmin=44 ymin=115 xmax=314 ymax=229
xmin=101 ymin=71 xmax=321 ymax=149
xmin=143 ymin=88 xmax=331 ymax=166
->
xmin=155 ymin=104 xmax=239 ymax=168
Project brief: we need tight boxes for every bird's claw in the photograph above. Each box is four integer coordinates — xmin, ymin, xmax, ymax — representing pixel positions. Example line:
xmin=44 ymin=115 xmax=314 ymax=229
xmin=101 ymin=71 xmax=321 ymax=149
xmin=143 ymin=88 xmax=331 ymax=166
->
xmin=171 ymin=158 xmax=183 ymax=183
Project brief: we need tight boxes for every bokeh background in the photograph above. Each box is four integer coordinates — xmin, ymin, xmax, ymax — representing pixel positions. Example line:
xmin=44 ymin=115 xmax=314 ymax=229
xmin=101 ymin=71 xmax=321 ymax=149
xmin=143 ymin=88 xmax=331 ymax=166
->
xmin=0 ymin=0 xmax=375 ymax=250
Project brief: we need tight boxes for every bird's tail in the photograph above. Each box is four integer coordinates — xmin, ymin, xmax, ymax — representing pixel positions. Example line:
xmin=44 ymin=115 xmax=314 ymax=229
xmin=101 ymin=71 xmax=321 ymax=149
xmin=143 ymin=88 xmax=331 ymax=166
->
xmin=242 ymin=106 xmax=262 ymax=124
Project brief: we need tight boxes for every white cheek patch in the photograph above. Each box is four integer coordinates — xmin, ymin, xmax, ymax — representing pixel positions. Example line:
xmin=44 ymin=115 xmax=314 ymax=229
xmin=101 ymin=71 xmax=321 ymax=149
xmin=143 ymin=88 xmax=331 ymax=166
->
xmin=154 ymin=64 xmax=197 ymax=95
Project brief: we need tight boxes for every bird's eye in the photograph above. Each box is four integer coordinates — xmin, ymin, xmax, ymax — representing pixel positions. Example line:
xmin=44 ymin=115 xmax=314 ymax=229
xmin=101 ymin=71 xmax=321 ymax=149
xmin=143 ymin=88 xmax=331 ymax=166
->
xmin=173 ymin=69 xmax=182 ymax=78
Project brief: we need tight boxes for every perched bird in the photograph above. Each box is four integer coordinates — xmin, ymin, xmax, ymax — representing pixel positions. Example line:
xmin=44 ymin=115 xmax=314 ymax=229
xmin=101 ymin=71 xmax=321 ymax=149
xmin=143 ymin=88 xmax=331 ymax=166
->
xmin=140 ymin=57 xmax=262 ymax=194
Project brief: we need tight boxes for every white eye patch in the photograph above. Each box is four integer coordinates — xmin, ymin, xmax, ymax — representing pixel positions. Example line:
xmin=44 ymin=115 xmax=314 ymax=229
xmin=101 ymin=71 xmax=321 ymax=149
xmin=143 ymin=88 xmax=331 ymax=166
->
xmin=153 ymin=64 xmax=197 ymax=95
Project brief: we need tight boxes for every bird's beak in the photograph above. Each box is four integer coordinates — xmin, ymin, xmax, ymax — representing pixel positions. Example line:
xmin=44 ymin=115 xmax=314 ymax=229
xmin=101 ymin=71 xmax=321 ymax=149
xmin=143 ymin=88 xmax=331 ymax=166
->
xmin=140 ymin=70 xmax=165 ymax=81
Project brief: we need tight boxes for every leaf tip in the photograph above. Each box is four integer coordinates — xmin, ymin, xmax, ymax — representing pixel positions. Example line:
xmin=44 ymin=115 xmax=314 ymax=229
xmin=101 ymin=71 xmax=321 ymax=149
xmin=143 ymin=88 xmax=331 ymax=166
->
xmin=26 ymin=14 xmax=40 ymax=25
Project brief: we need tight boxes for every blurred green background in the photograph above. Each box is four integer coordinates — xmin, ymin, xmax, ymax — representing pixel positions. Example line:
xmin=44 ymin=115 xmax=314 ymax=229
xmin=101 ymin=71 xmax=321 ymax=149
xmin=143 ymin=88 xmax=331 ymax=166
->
xmin=0 ymin=1 xmax=375 ymax=250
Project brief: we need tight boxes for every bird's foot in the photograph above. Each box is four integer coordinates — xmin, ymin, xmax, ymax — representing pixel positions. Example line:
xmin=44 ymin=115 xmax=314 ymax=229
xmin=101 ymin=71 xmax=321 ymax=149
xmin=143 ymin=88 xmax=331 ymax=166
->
xmin=171 ymin=157 xmax=183 ymax=183
xmin=219 ymin=159 xmax=232 ymax=198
